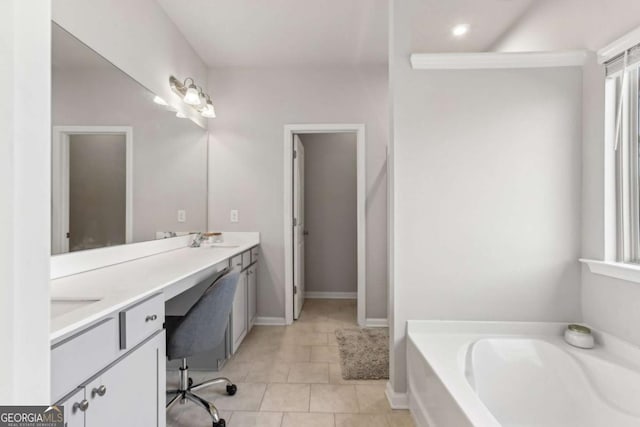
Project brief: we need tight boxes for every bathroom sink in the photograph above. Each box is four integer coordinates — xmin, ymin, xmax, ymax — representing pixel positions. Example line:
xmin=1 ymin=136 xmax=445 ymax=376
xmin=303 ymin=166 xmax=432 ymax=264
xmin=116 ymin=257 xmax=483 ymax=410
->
xmin=51 ymin=298 xmax=102 ymax=318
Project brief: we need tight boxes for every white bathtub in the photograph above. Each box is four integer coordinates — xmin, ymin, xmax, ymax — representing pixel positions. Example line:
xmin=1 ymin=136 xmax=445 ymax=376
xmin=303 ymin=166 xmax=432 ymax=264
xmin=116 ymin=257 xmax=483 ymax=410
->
xmin=406 ymin=321 xmax=640 ymax=427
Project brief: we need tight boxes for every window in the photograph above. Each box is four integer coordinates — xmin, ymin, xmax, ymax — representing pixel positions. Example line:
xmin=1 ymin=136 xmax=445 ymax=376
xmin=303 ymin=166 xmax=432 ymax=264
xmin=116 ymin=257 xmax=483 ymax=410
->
xmin=607 ymin=49 xmax=640 ymax=262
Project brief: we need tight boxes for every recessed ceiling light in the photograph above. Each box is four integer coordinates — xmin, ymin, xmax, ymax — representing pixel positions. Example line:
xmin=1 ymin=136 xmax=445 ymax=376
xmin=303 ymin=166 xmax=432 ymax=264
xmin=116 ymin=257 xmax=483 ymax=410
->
xmin=452 ymin=24 xmax=470 ymax=37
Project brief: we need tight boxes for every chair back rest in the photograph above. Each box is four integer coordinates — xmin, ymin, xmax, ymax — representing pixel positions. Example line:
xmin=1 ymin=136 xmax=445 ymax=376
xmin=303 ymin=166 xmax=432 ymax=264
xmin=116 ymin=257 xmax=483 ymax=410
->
xmin=168 ymin=271 xmax=240 ymax=359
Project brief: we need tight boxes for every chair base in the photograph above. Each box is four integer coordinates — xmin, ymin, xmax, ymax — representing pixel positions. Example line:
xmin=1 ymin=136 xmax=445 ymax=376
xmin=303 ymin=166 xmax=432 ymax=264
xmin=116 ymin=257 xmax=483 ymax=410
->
xmin=166 ymin=359 xmax=236 ymax=427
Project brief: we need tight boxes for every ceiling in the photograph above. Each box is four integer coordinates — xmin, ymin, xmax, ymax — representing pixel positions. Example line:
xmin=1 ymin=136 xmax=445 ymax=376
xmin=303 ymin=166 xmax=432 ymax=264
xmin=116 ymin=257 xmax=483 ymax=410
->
xmin=157 ymin=0 xmax=536 ymax=68
xmin=410 ymin=0 xmax=536 ymax=53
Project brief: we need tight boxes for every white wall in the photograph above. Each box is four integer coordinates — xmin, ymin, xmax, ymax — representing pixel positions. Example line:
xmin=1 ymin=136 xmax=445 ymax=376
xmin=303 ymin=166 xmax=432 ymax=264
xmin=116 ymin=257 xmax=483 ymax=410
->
xmin=0 ymin=0 xmax=51 ymax=404
xmin=492 ymin=0 xmax=640 ymax=348
xmin=301 ymin=133 xmax=358 ymax=295
xmin=389 ymin=0 xmax=584 ymax=394
xmin=207 ymin=66 xmax=388 ymax=320
xmin=52 ymin=0 xmax=208 ymax=127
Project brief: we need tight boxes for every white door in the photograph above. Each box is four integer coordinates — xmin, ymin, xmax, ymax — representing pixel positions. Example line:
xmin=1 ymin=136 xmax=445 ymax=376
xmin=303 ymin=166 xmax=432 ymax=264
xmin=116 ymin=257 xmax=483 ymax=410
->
xmin=293 ymin=135 xmax=306 ymax=319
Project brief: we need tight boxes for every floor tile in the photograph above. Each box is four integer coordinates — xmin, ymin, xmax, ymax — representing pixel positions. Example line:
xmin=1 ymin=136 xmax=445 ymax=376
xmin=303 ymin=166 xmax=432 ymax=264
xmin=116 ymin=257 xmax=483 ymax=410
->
xmin=387 ymin=412 xmax=416 ymax=427
xmin=245 ymin=361 xmax=290 ymax=383
xmin=310 ymin=384 xmax=359 ymax=413
xmin=228 ymin=411 xmax=283 ymax=427
xmin=356 ymin=384 xmax=392 ymax=413
xmin=274 ymin=345 xmax=312 ymax=362
xmin=310 ymin=346 xmax=341 ymax=363
xmin=282 ymin=412 xmax=336 ymax=427
xmin=260 ymin=383 xmax=311 ymax=412
xmin=282 ymin=332 xmax=328 ymax=346
xmin=335 ymin=413 xmax=391 ymax=427
xmin=287 ymin=362 xmax=329 ymax=383
xmin=206 ymin=382 xmax=266 ymax=411
xmin=167 ymin=400 xmax=231 ymax=427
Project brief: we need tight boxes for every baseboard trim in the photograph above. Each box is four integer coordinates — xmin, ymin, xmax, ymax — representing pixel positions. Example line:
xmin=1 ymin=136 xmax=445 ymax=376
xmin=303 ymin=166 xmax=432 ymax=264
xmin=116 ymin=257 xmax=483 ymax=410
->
xmin=385 ymin=381 xmax=409 ymax=409
xmin=365 ymin=318 xmax=388 ymax=327
xmin=305 ymin=291 xmax=357 ymax=299
xmin=253 ymin=316 xmax=287 ymax=326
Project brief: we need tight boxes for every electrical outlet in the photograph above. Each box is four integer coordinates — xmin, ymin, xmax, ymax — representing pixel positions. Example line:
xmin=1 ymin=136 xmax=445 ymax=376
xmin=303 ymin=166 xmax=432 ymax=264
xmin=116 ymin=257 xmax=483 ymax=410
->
xmin=230 ymin=209 xmax=239 ymax=223
xmin=177 ymin=210 xmax=186 ymax=223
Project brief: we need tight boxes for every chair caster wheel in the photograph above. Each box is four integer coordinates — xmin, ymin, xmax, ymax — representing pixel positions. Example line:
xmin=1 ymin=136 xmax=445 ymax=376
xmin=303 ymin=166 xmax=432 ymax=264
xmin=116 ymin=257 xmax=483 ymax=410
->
xmin=226 ymin=384 xmax=237 ymax=396
xmin=213 ymin=419 xmax=226 ymax=427
xmin=188 ymin=377 xmax=193 ymax=388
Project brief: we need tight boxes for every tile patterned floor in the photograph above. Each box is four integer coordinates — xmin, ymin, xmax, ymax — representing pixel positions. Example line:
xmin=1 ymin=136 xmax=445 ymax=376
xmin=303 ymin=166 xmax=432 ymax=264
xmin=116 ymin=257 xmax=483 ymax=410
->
xmin=167 ymin=299 xmax=415 ymax=427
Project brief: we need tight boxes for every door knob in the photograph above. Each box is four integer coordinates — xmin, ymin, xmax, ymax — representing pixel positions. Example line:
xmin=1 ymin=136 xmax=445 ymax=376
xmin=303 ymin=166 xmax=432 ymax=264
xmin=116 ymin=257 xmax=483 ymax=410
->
xmin=303 ymin=230 xmax=309 ymax=235
xmin=92 ymin=385 xmax=107 ymax=397
xmin=74 ymin=399 xmax=89 ymax=412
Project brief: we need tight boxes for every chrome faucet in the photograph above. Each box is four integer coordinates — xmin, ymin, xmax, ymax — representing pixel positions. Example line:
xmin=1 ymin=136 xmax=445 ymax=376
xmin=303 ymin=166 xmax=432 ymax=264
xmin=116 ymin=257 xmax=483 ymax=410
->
xmin=190 ymin=232 xmax=204 ymax=248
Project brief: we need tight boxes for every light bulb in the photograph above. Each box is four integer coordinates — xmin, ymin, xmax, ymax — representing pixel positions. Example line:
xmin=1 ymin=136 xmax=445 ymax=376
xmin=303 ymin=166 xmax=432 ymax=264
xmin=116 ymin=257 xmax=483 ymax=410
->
xmin=201 ymin=101 xmax=216 ymax=118
xmin=153 ymin=96 xmax=168 ymax=106
xmin=183 ymin=84 xmax=201 ymax=105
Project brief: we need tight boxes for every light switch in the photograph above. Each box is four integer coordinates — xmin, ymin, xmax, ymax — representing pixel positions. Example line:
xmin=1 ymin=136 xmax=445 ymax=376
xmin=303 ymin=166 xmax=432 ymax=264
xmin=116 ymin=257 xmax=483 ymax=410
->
xmin=177 ymin=210 xmax=186 ymax=223
xmin=230 ymin=209 xmax=239 ymax=223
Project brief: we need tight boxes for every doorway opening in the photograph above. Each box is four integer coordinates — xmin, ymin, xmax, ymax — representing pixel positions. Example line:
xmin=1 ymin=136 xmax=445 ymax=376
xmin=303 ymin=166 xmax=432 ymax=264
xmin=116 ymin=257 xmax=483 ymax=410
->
xmin=284 ymin=124 xmax=366 ymax=326
xmin=52 ymin=126 xmax=133 ymax=254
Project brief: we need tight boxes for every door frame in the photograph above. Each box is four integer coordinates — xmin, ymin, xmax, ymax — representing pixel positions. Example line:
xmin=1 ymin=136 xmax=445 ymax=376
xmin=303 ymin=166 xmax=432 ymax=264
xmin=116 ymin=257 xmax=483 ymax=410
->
xmin=283 ymin=124 xmax=366 ymax=326
xmin=51 ymin=125 xmax=133 ymax=254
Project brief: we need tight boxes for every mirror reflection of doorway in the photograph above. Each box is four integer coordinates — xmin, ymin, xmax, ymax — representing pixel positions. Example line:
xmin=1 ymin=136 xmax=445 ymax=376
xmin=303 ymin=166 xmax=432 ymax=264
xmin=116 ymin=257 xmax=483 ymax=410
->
xmin=51 ymin=126 xmax=133 ymax=254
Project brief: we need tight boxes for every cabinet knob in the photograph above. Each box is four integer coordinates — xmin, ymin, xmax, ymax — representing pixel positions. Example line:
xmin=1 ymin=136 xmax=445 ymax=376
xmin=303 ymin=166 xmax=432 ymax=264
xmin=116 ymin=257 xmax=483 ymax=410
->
xmin=92 ymin=385 xmax=107 ymax=397
xmin=145 ymin=314 xmax=158 ymax=322
xmin=74 ymin=399 xmax=89 ymax=412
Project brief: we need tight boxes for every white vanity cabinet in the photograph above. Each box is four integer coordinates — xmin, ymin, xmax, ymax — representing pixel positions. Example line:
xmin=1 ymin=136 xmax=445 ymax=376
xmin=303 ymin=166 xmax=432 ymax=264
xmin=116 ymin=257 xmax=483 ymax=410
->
xmin=231 ymin=270 xmax=248 ymax=353
xmin=230 ymin=246 xmax=259 ymax=354
xmin=53 ymin=295 xmax=166 ymax=427
xmin=56 ymin=332 xmax=165 ymax=427
xmin=248 ymin=263 xmax=257 ymax=329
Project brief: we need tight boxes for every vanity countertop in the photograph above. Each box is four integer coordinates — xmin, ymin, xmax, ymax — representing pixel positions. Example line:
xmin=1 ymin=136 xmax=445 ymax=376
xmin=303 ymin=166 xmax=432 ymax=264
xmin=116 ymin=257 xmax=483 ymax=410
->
xmin=50 ymin=233 xmax=259 ymax=343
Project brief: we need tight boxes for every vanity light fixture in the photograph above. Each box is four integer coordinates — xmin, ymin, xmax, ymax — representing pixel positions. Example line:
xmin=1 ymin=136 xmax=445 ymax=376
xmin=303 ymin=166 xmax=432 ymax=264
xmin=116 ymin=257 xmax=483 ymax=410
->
xmin=169 ymin=75 xmax=217 ymax=119
xmin=452 ymin=24 xmax=470 ymax=37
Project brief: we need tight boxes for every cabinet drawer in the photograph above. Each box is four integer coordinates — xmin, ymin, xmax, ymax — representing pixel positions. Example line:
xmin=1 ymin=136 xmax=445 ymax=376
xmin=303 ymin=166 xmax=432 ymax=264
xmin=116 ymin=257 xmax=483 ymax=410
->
xmin=231 ymin=254 xmax=243 ymax=271
xmin=241 ymin=251 xmax=251 ymax=270
xmin=251 ymin=247 xmax=259 ymax=264
xmin=119 ymin=294 xmax=164 ymax=350
xmin=51 ymin=318 xmax=118 ymax=402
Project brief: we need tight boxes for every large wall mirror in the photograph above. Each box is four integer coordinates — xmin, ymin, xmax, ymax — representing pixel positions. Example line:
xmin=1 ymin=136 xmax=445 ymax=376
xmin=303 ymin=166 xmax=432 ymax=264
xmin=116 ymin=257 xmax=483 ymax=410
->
xmin=51 ymin=23 xmax=208 ymax=255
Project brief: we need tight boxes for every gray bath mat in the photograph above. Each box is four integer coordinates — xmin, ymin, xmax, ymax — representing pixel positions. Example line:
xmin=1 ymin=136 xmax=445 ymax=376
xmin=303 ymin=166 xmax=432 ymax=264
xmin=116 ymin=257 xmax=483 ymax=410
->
xmin=335 ymin=328 xmax=389 ymax=380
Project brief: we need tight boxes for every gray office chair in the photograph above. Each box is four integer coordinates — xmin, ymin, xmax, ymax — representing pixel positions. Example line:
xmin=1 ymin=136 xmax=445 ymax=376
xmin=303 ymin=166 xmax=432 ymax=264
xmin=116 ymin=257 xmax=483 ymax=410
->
xmin=165 ymin=271 xmax=240 ymax=427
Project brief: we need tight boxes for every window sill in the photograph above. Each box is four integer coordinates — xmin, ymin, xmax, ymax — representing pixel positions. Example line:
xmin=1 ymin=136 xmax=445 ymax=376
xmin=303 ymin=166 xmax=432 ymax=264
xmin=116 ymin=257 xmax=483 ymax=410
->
xmin=580 ymin=258 xmax=640 ymax=284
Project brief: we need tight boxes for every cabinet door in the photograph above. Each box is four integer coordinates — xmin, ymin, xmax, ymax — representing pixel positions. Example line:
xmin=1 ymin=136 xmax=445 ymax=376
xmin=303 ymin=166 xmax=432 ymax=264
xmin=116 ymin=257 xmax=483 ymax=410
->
xmin=232 ymin=271 xmax=248 ymax=353
xmin=248 ymin=264 xmax=257 ymax=330
xmin=85 ymin=332 xmax=165 ymax=427
xmin=59 ymin=388 xmax=85 ymax=427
